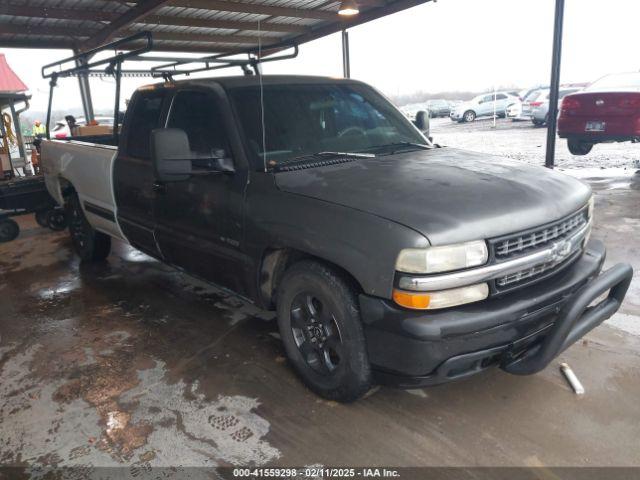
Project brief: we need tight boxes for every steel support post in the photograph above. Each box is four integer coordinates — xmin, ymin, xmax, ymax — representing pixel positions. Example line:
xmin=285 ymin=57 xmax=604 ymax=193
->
xmin=342 ymin=30 xmax=351 ymax=79
xmin=545 ymin=0 xmax=565 ymax=168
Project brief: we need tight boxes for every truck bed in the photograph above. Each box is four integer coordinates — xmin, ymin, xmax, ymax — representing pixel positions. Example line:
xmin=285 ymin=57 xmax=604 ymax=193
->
xmin=41 ymin=138 xmax=125 ymax=240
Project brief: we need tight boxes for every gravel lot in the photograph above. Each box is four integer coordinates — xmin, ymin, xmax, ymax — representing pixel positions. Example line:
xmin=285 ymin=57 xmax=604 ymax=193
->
xmin=430 ymin=117 xmax=640 ymax=171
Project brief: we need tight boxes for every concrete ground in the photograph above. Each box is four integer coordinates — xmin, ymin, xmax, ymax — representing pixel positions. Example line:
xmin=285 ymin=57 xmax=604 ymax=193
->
xmin=1 ymin=124 xmax=640 ymax=473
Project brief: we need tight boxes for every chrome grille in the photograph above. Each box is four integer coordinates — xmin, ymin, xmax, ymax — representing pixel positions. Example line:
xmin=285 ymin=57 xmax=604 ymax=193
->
xmin=495 ymin=210 xmax=588 ymax=259
xmin=496 ymin=251 xmax=580 ymax=288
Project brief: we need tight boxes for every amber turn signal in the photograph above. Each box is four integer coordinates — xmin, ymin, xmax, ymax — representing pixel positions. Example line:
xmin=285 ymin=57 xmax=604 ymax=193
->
xmin=392 ymin=289 xmax=431 ymax=310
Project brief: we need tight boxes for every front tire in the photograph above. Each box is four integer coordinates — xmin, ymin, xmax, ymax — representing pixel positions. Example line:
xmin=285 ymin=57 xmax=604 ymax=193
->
xmin=567 ymin=139 xmax=593 ymax=156
xmin=276 ymin=260 xmax=372 ymax=402
xmin=66 ymin=194 xmax=111 ymax=262
xmin=463 ymin=110 xmax=476 ymax=122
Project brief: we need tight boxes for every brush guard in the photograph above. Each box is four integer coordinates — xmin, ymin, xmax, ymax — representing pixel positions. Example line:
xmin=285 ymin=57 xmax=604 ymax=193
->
xmin=502 ymin=263 xmax=633 ymax=375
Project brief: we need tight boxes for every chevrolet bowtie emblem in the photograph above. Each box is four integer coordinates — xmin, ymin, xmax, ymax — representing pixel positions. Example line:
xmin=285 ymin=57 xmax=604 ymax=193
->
xmin=550 ymin=240 xmax=572 ymax=262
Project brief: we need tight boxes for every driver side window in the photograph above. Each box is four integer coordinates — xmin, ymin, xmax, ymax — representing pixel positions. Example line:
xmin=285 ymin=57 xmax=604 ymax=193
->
xmin=167 ymin=91 xmax=230 ymax=158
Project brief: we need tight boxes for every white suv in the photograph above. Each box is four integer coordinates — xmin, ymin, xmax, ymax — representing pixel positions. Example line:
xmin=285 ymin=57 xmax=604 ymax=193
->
xmin=450 ymin=92 xmax=519 ymax=122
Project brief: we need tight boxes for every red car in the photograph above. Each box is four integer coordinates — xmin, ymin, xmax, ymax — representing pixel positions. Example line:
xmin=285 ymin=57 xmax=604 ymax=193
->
xmin=558 ymin=72 xmax=640 ymax=155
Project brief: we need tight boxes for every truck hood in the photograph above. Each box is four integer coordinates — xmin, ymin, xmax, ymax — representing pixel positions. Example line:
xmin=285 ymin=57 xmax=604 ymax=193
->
xmin=274 ymin=148 xmax=591 ymax=245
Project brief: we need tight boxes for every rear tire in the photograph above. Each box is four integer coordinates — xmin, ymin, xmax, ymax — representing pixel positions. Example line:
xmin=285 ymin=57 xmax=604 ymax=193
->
xmin=0 ymin=218 xmax=19 ymax=243
xmin=567 ymin=139 xmax=593 ymax=156
xmin=276 ymin=260 xmax=372 ymax=402
xmin=66 ymin=194 xmax=111 ymax=262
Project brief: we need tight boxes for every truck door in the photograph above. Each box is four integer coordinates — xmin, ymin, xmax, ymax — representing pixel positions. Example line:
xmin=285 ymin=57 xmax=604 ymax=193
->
xmin=153 ymin=88 xmax=248 ymax=292
xmin=113 ymin=88 xmax=168 ymax=257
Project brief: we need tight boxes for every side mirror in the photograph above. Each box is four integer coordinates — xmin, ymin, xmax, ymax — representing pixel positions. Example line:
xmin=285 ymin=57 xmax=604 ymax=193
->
xmin=192 ymin=154 xmax=235 ymax=174
xmin=151 ymin=128 xmax=192 ymax=182
xmin=413 ymin=110 xmax=430 ymax=137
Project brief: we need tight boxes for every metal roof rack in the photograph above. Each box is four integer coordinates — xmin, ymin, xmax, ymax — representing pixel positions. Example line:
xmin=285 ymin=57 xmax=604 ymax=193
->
xmin=40 ymin=31 xmax=299 ymax=143
xmin=149 ymin=44 xmax=299 ymax=79
xmin=42 ymin=31 xmax=299 ymax=80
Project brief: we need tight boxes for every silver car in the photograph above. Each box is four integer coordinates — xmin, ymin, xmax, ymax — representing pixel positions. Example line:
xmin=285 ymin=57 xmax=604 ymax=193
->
xmin=507 ymin=87 xmax=548 ymax=121
xmin=450 ymin=92 xmax=519 ymax=122
xmin=530 ymin=87 xmax=582 ymax=126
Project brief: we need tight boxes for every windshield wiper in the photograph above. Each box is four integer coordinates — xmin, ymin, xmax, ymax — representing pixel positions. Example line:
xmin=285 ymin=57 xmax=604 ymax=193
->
xmin=274 ymin=151 xmax=375 ymax=172
xmin=358 ymin=142 xmax=431 ymax=155
xmin=291 ymin=151 xmax=376 ymax=162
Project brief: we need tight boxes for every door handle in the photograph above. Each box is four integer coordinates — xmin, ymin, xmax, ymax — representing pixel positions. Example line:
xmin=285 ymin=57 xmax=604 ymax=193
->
xmin=152 ymin=181 xmax=166 ymax=194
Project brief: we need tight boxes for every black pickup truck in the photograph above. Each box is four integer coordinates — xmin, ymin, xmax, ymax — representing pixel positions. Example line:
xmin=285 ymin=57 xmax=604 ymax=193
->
xmin=43 ymin=75 xmax=633 ymax=402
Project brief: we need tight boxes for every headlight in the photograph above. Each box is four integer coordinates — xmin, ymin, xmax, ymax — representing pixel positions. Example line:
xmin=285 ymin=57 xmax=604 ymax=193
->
xmin=396 ymin=240 xmax=488 ymax=274
xmin=587 ymin=194 xmax=594 ymax=220
xmin=393 ymin=283 xmax=489 ymax=310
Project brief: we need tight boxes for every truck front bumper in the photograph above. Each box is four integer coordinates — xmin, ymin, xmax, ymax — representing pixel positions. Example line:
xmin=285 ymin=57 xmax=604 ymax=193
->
xmin=359 ymin=240 xmax=633 ymax=388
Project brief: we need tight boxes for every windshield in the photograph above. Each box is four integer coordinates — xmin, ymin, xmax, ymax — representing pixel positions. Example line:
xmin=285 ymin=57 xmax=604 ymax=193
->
xmin=586 ymin=72 xmax=640 ymax=91
xmin=230 ymin=83 xmax=427 ymax=167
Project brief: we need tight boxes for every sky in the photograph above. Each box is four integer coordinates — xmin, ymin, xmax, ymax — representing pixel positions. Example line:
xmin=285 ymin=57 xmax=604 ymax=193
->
xmin=1 ymin=0 xmax=639 ymax=115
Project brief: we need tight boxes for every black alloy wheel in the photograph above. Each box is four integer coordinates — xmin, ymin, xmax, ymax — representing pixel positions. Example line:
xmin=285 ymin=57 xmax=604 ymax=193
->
xmin=276 ymin=260 xmax=371 ymax=402
xmin=290 ymin=292 xmax=344 ymax=376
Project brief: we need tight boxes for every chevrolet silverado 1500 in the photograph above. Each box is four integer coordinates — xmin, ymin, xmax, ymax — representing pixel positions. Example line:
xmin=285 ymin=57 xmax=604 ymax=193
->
xmin=43 ymin=75 xmax=633 ymax=402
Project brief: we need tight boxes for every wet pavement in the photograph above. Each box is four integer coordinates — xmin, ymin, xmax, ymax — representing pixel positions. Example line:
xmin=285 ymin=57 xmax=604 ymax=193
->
xmin=1 ymin=156 xmax=640 ymax=473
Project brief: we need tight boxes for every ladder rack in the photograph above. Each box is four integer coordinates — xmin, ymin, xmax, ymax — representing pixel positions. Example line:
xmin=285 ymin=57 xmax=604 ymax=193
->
xmin=41 ymin=31 xmax=299 ymax=141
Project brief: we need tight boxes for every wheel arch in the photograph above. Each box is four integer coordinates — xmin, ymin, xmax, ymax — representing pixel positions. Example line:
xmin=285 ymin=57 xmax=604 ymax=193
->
xmin=258 ymin=247 xmax=364 ymax=310
xmin=57 ymin=177 xmax=77 ymax=202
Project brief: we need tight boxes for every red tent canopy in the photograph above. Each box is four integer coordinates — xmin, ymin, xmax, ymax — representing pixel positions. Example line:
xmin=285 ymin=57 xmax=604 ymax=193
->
xmin=0 ymin=53 xmax=27 ymax=93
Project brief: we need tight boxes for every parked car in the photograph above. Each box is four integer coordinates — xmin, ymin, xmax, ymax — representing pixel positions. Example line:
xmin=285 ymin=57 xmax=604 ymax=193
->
xmin=507 ymin=86 xmax=548 ymax=121
xmin=449 ymin=92 xmax=519 ymax=122
xmin=50 ymin=116 xmax=114 ymax=139
xmin=531 ymin=87 xmax=583 ymax=126
xmin=398 ymin=103 xmax=426 ymax=121
xmin=558 ymin=72 xmax=640 ymax=155
xmin=43 ymin=75 xmax=632 ymax=402
xmin=426 ymin=99 xmax=451 ymax=118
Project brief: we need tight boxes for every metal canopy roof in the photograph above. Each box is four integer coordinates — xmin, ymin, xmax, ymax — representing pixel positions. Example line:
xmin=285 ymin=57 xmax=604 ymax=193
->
xmin=0 ymin=0 xmax=431 ymax=54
